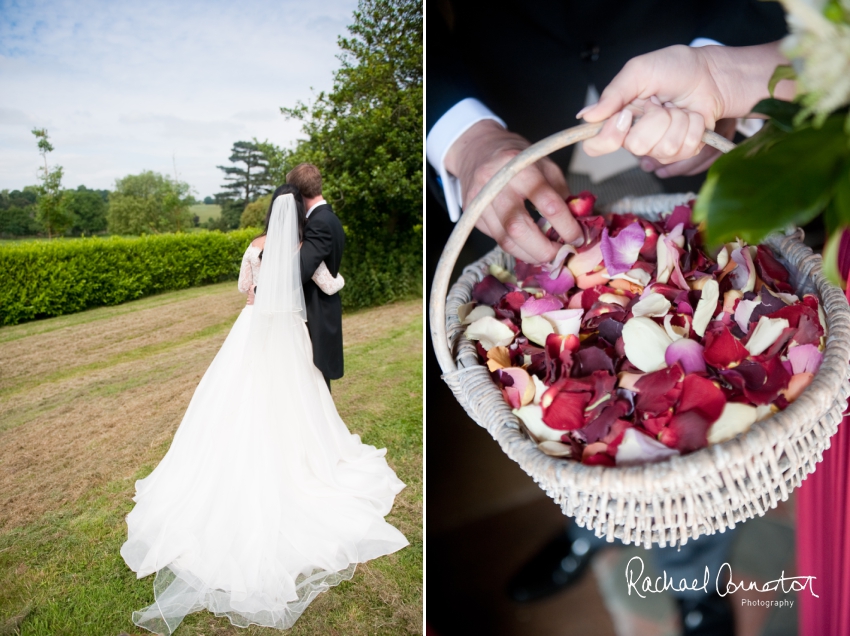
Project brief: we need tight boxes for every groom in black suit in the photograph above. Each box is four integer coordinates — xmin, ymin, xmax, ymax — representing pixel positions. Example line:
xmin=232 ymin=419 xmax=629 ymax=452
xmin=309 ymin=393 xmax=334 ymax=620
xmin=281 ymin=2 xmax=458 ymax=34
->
xmin=287 ymin=163 xmax=345 ymax=391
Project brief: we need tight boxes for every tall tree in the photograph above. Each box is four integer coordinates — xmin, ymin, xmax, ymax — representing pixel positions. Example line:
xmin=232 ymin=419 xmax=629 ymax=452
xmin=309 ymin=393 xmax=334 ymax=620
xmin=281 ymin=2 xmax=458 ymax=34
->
xmin=62 ymin=185 xmax=108 ymax=235
xmin=216 ymin=141 xmax=271 ymax=207
xmin=281 ymin=0 xmax=423 ymax=258
xmin=32 ymin=128 xmax=72 ymax=238
xmin=107 ymin=171 xmax=193 ymax=235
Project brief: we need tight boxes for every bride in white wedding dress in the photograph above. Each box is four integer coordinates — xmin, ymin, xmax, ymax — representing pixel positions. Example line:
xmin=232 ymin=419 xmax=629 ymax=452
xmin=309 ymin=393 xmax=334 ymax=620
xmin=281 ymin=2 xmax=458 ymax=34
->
xmin=120 ymin=186 xmax=409 ymax=634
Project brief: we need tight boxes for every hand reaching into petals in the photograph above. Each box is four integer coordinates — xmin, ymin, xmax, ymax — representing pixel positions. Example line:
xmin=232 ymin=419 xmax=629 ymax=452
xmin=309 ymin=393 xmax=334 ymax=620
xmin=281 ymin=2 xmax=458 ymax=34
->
xmin=445 ymin=119 xmax=583 ymax=264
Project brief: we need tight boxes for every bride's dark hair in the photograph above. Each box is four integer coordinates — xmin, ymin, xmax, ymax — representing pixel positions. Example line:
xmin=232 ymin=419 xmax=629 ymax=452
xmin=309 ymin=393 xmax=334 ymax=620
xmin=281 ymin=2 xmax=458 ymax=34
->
xmin=256 ymin=184 xmax=307 ymax=245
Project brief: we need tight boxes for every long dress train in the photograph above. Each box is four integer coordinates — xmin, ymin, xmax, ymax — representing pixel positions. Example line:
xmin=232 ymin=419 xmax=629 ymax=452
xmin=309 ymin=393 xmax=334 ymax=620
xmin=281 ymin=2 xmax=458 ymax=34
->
xmin=120 ymin=204 xmax=408 ymax=633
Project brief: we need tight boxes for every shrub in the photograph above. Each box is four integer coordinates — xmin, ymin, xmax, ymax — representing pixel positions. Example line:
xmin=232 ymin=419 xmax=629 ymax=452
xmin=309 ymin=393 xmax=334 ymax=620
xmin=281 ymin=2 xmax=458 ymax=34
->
xmin=0 ymin=226 xmax=421 ymax=326
xmin=240 ymin=194 xmax=272 ymax=228
xmin=0 ymin=229 xmax=256 ymax=325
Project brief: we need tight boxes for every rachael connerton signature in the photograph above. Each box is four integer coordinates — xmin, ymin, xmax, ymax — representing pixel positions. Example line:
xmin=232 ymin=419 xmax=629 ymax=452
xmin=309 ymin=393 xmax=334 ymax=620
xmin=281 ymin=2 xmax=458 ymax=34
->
xmin=624 ymin=556 xmax=818 ymax=598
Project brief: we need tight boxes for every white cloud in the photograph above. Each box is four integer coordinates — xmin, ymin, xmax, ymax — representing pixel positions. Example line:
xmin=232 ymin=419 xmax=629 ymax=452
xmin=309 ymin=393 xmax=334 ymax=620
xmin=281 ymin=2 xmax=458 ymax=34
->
xmin=0 ymin=0 xmax=357 ymax=197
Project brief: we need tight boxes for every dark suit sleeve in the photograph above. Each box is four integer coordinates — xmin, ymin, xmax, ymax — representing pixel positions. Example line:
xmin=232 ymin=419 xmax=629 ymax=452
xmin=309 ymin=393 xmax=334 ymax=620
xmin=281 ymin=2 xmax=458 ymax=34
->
xmin=426 ymin=6 xmax=485 ymax=133
xmin=300 ymin=216 xmax=334 ymax=284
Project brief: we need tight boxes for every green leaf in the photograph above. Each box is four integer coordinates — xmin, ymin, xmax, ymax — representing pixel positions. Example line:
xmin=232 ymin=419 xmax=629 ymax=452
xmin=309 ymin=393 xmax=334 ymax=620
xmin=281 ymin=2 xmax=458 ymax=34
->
xmin=822 ymin=226 xmax=844 ymax=288
xmin=751 ymin=98 xmax=802 ymax=132
xmin=768 ymin=65 xmax=796 ymax=98
xmin=694 ymin=115 xmax=850 ymax=247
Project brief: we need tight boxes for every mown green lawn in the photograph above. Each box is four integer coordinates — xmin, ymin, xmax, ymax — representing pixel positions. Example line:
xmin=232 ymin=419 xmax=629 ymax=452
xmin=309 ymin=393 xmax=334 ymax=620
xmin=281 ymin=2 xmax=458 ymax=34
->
xmin=0 ymin=284 xmax=422 ymax=636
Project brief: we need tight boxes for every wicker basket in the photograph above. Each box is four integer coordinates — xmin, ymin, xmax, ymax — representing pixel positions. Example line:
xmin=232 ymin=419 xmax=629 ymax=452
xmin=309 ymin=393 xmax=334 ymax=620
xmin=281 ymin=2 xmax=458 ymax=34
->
xmin=429 ymin=122 xmax=850 ymax=548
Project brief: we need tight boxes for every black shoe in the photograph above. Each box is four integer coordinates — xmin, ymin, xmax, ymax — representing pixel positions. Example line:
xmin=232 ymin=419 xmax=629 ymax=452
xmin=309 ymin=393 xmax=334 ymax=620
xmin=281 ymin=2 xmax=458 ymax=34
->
xmin=676 ymin=593 xmax=735 ymax=636
xmin=507 ymin=532 xmax=597 ymax=602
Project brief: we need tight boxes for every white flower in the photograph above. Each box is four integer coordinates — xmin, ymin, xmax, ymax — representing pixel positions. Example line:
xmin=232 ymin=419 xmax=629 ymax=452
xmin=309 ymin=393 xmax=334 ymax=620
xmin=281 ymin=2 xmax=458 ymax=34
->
xmin=780 ymin=0 xmax=850 ymax=121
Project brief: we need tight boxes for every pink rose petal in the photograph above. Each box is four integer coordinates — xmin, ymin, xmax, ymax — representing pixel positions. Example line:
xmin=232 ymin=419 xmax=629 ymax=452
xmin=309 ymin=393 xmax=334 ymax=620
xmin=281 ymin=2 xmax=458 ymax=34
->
xmin=664 ymin=338 xmax=706 ymax=374
xmin=734 ymin=298 xmax=761 ymax=333
xmin=728 ymin=246 xmax=756 ymax=292
xmin=535 ymin=268 xmax=575 ymax=295
xmin=600 ymin=221 xmax=646 ymax=276
xmin=520 ymin=295 xmax=563 ymax=318
xmin=616 ymin=428 xmax=680 ymax=466
xmin=567 ymin=242 xmax=603 ymax=278
xmin=787 ymin=343 xmax=823 ymax=375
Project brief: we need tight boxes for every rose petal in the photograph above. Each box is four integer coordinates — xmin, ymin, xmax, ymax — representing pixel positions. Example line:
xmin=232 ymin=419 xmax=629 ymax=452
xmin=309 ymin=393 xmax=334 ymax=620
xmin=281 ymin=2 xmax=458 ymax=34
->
xmin=734 ymin=298 xmax=761 ymax=333
xmin=787 ymin=343 xmax=823 ymax=375
xmin=663 ymin=314 xmax=689 ymax=341
xmin=692 ymin=279 xmax=719 ymax=337
xmin=489 ymin=263 xmax=517 ymax=284
xmin=542 ymin=308 xmax=584 ymax=337
xmin=499 ymin=367 xmax=536 ymax=406
xmin=784 ymin=372 xmax=815 ymax=402
xmin=541 ymin=387 xmax=591 ymax=430
xmin=706 ymin=402 xmax=758 ymax=444
xmin=535 ymin=268 xmax=575 ymax=295
xmin=567 ymin=242 xmax=603 ymax=278
xmin=664 ymin=338 xmax=706 ymax=374
xmin=545 ymin=243 xmax=577 ymax=275
xmin=461 ymin=304 xmax=496 ymax=325
xmin=598 ymin=293 xmax=631 ymax=308
xmin=465 ymin=316 xmax=515 ymax=350
xmin=600 ymin=221 xmax=646 ymax=275
xmin=566 ymin=191 xmax=597 ymax=217
xmin=622 ymin=316 xmax=673 ymax=372
xmin=513 ymin=404 xmax=563 ymax=442
xmin=703 ymin=326 xmax=748 ymax=369
xmin=472 ymin=275 xmax=509 ymax=305
xmin=520 ymin=295 xmax=563 ymax=318
xmin=660 ymin=375 xmax=726 ymax=453
xmin=538 ymin=440 xmax=573 ymax=457
xmin=722 ymin=289 xmax=743 ymax=315
xmin=632 ymin=292 xmax=672 ymax=318
xmin=531 ymin=374 xmax=548 ymax=405
xmin=486 ymin=346 xmax=512 ymax=371
xmin=522 ymin=314 xmax=556 ymax=346
xmin=457 ymin=301 xmax=476 ymax=324
xmin=728 ymin=246 xmax=756 ymax=292
xmin=616 ymin=428 xmax=680 ymax=466
xmin=745 ymin=316 xmax=790 ymax=356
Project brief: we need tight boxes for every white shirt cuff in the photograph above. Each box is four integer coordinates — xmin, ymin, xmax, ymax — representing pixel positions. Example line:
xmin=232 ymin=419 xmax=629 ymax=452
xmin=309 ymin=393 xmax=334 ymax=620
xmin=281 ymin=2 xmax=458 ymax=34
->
xmin=426 ymin=97 xmax=506 ymax=222
xmin=689 ymin=37 xmax=723 ymax=48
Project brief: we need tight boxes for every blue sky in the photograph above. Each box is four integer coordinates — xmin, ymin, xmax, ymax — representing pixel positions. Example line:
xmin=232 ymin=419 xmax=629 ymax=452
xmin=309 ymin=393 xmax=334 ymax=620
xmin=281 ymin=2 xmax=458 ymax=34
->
xmin=0 ymin=0 xmax=357 ymax=198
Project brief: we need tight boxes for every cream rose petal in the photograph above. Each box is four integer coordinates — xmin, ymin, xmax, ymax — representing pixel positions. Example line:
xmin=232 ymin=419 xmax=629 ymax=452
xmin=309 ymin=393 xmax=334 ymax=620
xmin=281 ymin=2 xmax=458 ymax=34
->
xmin=464 ymin=316 xmax=515 ymax=350
xmin=622 ymin=316 xmax=673 ymax=372
xmin=707 ymin=402 xmax=758 ymax=445
xmin=461 ymin=304 xmax=496 ymax=325
xmin=632 ymin=292 xmax=672 ymax=318
xmin=531 ymin=374 xmax=548 ymax=405
xmin=692 ymin=279 xmax=719 ymax=337
xmin=615 ymin=428 xmax=679 ymax=466
xmin=663 ymin=314 xmax=688 ymax=341
xmin=745 ymin=316 xmax=790 ymax=356
xmin=542 ymin=308 xmax=584 ymax=337
xmin=513 ymin=404 xmax=563 ymax=442
xmin=522 ymin=314 xmax=556 ymax=346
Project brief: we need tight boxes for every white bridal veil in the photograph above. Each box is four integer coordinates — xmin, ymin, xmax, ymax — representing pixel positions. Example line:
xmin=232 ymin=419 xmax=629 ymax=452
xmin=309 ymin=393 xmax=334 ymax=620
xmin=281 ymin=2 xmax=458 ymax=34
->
xmin=253 ymin=193 xmax=307 ymax=321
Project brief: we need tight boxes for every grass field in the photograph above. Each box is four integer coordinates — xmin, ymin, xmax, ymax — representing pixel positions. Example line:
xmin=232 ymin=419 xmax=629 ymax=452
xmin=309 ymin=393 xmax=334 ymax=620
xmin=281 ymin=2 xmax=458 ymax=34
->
xmin=190 ymin=203 xmax=221 ymax=224
xmin=0 ymin=283 xmax=422 ymax=635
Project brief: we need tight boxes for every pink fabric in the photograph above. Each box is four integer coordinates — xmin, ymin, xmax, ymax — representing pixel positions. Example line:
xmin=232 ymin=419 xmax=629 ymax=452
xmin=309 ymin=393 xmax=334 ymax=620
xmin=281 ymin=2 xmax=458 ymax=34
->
xmin=796 ymin=285 xmax=850 ymax=635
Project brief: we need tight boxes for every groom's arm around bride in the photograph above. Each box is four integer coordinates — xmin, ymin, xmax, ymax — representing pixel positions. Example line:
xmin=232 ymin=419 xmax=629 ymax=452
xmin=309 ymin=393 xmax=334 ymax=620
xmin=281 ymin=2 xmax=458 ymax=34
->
xmin=288 ymin=163 xmax=346 ymax=390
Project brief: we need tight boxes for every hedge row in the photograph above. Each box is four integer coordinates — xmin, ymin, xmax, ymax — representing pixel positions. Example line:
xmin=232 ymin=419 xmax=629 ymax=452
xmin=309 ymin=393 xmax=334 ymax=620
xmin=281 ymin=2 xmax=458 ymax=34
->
xmin=0 ymin=228 xmax=422 ymax=326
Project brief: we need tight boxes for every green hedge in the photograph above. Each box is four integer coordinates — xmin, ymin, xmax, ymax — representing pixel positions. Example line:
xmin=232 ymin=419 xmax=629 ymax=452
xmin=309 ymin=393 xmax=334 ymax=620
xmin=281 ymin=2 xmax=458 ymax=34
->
xmin=0 ymin=227 xmax=422 ymax=326
xmin=0 ymin=230 xmax=256 ymax=326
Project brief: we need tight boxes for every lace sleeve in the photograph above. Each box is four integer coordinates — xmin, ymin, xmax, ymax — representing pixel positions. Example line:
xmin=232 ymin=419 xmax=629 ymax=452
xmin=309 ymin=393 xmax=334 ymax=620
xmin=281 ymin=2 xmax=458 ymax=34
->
xmin=237 ymin=249 xmax=253 ymax=293
xmin=312 ymin=261 xmax=344 ymax=295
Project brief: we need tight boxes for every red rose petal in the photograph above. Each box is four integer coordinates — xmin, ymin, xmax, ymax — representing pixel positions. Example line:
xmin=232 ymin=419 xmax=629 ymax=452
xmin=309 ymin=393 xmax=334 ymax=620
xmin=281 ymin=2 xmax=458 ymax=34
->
xmin=703 ymin=325 xmax=748 ymax=369
xmin=567 ymin=191 xmax=597 ymax=217
xmin=542 ymin=388 xmax=591 ymax=430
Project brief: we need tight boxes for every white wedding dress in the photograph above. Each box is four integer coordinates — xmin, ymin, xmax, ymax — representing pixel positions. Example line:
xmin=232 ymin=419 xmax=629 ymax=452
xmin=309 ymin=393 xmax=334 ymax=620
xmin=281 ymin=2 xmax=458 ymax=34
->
xmin=121 ymin=194 xmax=408 ymax=634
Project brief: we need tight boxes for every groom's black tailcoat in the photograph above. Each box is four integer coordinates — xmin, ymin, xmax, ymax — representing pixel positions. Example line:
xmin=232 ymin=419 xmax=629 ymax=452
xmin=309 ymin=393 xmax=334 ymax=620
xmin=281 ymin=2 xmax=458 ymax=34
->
xmin=300 ymin=203 xmax=346 ymax=380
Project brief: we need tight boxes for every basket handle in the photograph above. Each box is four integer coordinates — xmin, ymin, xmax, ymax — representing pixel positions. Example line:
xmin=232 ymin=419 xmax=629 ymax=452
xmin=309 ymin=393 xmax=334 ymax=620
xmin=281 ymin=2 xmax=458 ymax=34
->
xmin=429 ymin=120 xmax=737 ymax=375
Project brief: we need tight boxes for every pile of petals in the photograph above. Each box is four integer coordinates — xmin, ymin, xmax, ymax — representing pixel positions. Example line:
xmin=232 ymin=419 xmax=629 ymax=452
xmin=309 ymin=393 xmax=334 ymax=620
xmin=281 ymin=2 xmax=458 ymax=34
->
xmin=461 ymin=192 xmax=828 ymax=467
